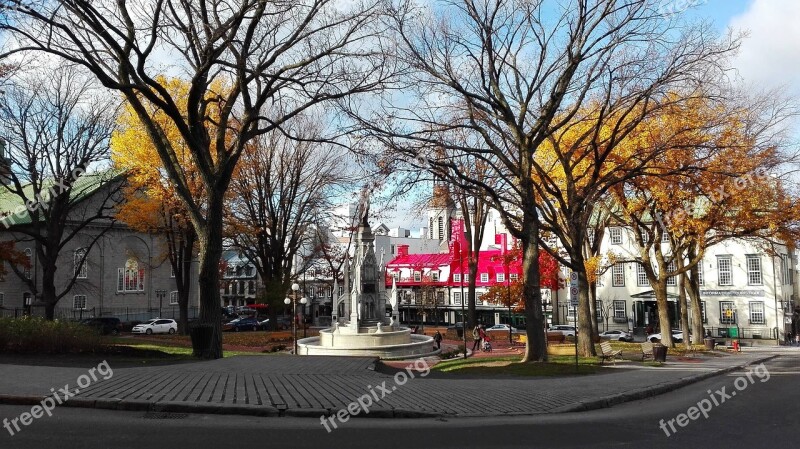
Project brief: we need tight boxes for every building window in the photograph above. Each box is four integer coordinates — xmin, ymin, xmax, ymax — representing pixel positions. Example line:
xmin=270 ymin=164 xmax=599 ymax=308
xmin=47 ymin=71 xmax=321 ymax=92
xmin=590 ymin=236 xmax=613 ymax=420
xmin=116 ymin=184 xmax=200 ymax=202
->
xmin=463 ymin=273 xmax=470 ymax=282
xmin=74 ymin=248 xmax=88 ymax=279
xmin=636 ymin=263 xmax=648 ymax=287
xmin=509 ymin=273 xmax=518 ymax=282
xmin=436 ymin=291 xmax=445 ymax=305
xmin=746 ymin=255 xmax=762 ymax=285
xmin=698 ymin=263 xmax=704 ymax=286
xmin=781 ymin=254 xmax=790 ymax=285
xmin=73 ymin=295 xmax=87 ymax=310
xmin=701 ymin=301 xmax=707 ymax=324
xmin=169 ymin=291 xmax=179 ymax=305
xmin=480 ymin=273 xmax=489 ymax=283
xmin=170 ymin=265 xmax=175 ymax=278
xmin=117 ymin=258 xmax=145 ymax=292
xmin=239 ymin=281 xmax=245 ymax=294
xmin=23 ymin=292 xmax=31 ymax=306
xmin=612 ymin=263 xmax=625 ymax=287
xmin=613 ymin=300 xmax=626 ymax=319
xmin=0 ymin=293 xmax=4 ymax=307
xmin=248 ymin=281 xmax=255 ymax=294
xmin=476 ymin=292 xmax=484 ymax=303
xmin=497 ymin=273 xmax=505 ymax=283
xmin=749 ymin=301 xmax=765 ymax=325
xmin=437 ymin=216 xmax=444 ymax=240
xmin=413 ymin=271 xmax=421 ymax=282
xmin=226 ymin=266 xmax=235 ymax=277
xmin=595 ymin=300 xmax=603 ymax=320
xmin=392 ymin=271 xmax=400 ymax=281
xmin=429 ymin=218 xmax=434 ymax=239
xmin=453 ymin=291 xmax=462 ymax=305
xmin=391 ymin=244 xmax=395 ymax=254
xmin=717 ymin=256 xmax=732 ymax=286
xmin=453 ymin=273 xmax=461 ymax=283
xmin=666 ymin=261 xmax=677 ymax=286
xmin=662 ymin=232 xmax=670 ymax=243
xmin=338 ymin=285 xmax=343 ymax=296
xmin=431 ymin=272 xmax=439 ymax=282
xmin=567 ymin=304 xmax=576 ymax=319
xmin=610 ymin=228 xmax=622 ymax=245
xmin=24 ymin=248 xmax=32 ymax=279
xmin=640 ymin=229 xmax=649 ymax=243
xmin=720 ymin=301 xmax=736 ymax=325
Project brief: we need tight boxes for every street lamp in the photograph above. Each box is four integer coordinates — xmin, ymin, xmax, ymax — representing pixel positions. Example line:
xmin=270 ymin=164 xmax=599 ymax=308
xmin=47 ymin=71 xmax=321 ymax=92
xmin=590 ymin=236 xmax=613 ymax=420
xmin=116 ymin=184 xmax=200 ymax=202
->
xmin=284 ymin=283 xmax=308 ymax=355
xmin=155 ymin=289 xmax=166 ymax=316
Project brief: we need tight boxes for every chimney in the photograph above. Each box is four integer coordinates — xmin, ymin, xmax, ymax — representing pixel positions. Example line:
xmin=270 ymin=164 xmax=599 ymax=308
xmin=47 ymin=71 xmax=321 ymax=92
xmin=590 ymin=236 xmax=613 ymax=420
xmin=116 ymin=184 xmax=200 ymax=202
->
xmin=397 ymin=245 xmax=409 ymax=257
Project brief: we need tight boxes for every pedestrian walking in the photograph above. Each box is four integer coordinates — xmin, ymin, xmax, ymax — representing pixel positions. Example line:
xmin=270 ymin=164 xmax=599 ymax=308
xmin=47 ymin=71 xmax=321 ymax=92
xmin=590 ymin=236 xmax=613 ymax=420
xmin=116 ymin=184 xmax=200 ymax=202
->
xmin=433 ymin=330 xmax=442 ymax=350
xmin=471 ymin=324 xmax=481 ymax=351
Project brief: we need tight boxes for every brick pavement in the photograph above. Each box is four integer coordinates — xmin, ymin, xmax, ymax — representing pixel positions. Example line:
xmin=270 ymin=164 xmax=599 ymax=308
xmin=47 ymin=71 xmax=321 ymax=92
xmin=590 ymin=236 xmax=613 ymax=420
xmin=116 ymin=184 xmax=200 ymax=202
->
xmin=0 ymin=350 xmax=778 ymax=418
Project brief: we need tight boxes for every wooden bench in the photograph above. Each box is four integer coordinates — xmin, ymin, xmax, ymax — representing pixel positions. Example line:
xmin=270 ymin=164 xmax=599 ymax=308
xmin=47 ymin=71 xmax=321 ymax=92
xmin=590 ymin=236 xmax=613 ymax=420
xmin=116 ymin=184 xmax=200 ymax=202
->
xmin=641 ymin=342 xmax=654 ymax=361
xmin=599 ymin=341 xmax=622 ymax=365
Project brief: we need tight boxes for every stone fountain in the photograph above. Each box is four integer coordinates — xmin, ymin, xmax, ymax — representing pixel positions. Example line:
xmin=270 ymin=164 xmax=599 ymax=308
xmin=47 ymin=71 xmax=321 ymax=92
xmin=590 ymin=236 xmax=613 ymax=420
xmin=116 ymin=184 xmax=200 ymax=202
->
xmin=296 ymin=191 xmax=437 ymax=359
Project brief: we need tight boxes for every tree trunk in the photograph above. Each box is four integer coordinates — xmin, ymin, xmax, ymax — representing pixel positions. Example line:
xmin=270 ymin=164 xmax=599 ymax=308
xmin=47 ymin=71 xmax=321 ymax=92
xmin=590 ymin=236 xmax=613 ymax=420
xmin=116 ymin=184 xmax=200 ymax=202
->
xmin=588 ymin=282 xmax=598 ymax=338
xmin=654 ymin=281 xmax=674 ymax=347
xmin=678 ymin=272 xmax=690 ymax=346
xmin=468 ymin=259 xmax=479 ymax=325
xmin=685 ymin=244 xmax=705 ymax=344
xmin=41 ymin=257 xmax=57 ymax=320
xmin=176 ymin=234 xmax=196 ymax=335
xmin=576 ymin=267 xmax=596 ymax=357
xmin=194 ymin=195 xmax=225 ymax=359
xmin=520 ymin=211 xmax=546 ymax=363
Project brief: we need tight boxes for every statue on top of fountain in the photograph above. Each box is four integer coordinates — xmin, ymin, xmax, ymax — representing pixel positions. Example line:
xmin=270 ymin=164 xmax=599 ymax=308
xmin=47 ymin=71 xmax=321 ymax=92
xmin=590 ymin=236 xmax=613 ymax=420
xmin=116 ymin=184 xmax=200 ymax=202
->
xmin=333 ymin=185 xmax=388 ymax=334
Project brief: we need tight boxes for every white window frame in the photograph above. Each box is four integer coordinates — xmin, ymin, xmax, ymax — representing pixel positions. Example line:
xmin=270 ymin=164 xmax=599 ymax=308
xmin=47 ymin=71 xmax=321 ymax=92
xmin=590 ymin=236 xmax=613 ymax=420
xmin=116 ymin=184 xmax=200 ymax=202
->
xmin=717 ymin=256 xmax=732 ymax=286
xmin=413 ymin=271 xmax=421 ymax=282
xmin=73 ymin=295 xmax=87 ymax=310
xmin=24 ymin=248 xmax=32 ymax=279
xmin=74 ymin=248 xmax=88 ymax=279
xmin=749 ymin=301 xmax=765 ymax=325
xmin=595 ymin=300 xmax=603 ymax=320
xmin=613 ymin=300 xmax=626 ymax=319
xmin=636 ymin=263 xmax=648 ymax=287
xmin=720 ymin=301 xmax=736 ymax=325
xmin=431 ymin=272 xmax=439 ymax=282
xmin=666 ymin=260 xmax=677 ymax=286
xmin=698 ymin=263 xmax=704 ymax=286
xmin=746 ymin=255 xmax=762 ymax=286
xmin=700 ymin=301 xmax=707 ymax=324
xmin=463 ymin=273 xmax=470 ymax=282
xmin=509 ymin=273 xmax=518 ymax=282
xmin=497 ymin=273 xmax=506 ymax=283
xmin=169 ymin=291 xmax=179 ymax=305
xmin=612 ymin=263 xmax=625 ymax=287
xmin=117 ymin=259 xmax=145 ymax=293
xmin=452 ymin=291 xmax=462 ymax=305
xmin=610 ymin=228 xmax=622 ymax=245
xmin=480 ymin=273 xmax=489 ymax=283
xmin=452 ymin=273 xmax=461 ymax=283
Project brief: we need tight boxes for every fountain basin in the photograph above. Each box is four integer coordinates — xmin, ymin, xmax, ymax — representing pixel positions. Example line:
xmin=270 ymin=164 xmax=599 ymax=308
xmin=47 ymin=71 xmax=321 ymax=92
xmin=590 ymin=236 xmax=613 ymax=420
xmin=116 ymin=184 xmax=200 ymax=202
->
xmin=296 ymin=326 xmax=439 ymax=359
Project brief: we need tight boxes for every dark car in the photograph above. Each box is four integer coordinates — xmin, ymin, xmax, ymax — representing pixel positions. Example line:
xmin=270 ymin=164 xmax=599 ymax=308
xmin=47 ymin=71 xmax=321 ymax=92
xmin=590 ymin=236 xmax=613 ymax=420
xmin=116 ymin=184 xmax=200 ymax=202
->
xmin=222 ymin=316 xmax=260 ymax=332
xmin=79 ymin=317 xmax=122 ymax=336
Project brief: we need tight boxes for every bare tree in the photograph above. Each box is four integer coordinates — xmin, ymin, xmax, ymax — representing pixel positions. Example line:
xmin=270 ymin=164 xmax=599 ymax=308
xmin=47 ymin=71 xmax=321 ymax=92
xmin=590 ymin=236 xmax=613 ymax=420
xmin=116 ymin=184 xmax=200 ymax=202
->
xmin=2 ymin=0 xmax=390 ymax=357
xmin=0 ymin=66 xmax=120 ymax=319
xmin=353 ymin=0 xmax=735 ymax=361
xmin=226 ymin=119 xmax=349 ymax=326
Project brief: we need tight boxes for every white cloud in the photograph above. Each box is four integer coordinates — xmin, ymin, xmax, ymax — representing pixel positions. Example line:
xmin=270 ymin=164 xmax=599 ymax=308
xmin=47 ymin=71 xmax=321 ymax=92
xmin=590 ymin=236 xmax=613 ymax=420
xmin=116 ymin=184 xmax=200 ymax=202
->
xmin=728 ymin=0 xmax=800 ymax=93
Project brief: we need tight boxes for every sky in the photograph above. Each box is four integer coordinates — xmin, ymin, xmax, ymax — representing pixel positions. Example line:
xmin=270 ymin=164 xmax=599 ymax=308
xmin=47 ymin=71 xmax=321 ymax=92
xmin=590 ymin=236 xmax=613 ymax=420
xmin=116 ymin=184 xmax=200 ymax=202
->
xmin=381 ymin=0 xmax=800 ymax=231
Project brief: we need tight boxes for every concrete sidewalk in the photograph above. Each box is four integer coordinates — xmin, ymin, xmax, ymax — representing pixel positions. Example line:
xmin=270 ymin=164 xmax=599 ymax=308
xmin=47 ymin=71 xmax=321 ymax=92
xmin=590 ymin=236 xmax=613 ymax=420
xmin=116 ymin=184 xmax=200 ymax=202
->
xmin=0 ymin=351 xmax=779 ymax=419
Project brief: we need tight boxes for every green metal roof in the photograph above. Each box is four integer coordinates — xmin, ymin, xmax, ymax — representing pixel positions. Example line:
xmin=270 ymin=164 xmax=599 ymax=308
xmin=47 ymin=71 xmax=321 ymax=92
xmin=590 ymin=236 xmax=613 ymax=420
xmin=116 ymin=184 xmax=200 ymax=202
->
xmin=0 ymin=169 xmax=123 ymax=228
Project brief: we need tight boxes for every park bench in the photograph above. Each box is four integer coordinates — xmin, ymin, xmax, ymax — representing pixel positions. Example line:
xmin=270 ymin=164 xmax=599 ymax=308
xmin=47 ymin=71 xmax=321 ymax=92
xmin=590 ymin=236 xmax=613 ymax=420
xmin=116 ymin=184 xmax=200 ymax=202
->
xmin=599 ymin=341 xmax=622 ymax=365
xmin=641 ymin=342 xmax=654 ymax=361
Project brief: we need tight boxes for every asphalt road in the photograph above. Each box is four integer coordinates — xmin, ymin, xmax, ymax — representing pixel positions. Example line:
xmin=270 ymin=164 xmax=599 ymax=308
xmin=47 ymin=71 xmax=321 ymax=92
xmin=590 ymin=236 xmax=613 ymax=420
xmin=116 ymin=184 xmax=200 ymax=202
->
xmin=1 ymin=355 xmax=795 ymax=449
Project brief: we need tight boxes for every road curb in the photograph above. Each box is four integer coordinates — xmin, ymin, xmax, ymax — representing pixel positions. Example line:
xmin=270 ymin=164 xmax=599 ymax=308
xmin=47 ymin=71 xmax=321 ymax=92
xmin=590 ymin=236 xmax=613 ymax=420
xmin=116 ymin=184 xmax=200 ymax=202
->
xmin=549 ymin=354 xmax=778 ymax=414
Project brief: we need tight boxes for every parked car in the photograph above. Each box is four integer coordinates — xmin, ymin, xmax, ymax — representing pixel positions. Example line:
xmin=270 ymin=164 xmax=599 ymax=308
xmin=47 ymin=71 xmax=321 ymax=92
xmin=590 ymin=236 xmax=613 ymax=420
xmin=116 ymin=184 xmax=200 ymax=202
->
xmin=79 ymin=317 xmax=122 ymax=336
xmin=548 ymin=325 xmax=577 ymax=337
xmin=485 ymin=324 xmax=519 ymax=334
xmin=223 ymin=316 xmax=260 ymax=332
xmin=647 ymin=329 xmax=684 ymax=343
xmin=598 ymin=329 xmax=633 ymax=342
xmin=132 ymin=318 xmax=178 ymax=335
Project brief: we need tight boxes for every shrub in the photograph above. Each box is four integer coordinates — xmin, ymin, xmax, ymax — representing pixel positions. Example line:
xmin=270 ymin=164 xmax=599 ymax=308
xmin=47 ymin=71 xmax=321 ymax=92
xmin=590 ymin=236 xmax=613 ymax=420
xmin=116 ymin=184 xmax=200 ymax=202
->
xmin=0 ymin=316 xmax=103 ymax=354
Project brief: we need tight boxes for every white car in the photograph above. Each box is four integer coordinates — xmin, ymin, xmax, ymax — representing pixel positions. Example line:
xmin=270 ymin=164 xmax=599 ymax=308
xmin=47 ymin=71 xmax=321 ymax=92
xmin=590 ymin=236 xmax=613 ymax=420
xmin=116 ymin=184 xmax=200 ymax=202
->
xmin=647 ymin=329 xmax=684 ymax=343
xmin=485 ymin=324 xmax=520 ymax=334
xmin=132 ymin=318 xmax=178 ymax=335
xmin=548 ymin=325 xmax=577 ymax=337
xmin=599 ymin=330 xmax=634 ymax=342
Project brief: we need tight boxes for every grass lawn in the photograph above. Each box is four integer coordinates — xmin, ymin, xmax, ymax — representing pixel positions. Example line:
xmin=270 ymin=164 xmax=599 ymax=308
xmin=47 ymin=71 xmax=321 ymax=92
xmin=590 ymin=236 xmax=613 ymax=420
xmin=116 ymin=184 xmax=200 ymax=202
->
xmin=432 ymin=355 xmax=603 ymax=376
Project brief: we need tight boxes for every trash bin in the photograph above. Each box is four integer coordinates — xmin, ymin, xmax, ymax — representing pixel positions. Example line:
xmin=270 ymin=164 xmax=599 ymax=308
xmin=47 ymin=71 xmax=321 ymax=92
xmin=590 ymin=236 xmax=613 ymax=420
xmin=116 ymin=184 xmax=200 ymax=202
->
xmin=704 ymin=337 xmax=716 ymax=351
xmin=652 ymin=344 xmax=667 ymax=362
xmin=456 ymin=327 xmax=464 ymax=338
xmin=189 ymin=323 xmax=213 ymax=357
